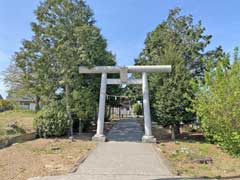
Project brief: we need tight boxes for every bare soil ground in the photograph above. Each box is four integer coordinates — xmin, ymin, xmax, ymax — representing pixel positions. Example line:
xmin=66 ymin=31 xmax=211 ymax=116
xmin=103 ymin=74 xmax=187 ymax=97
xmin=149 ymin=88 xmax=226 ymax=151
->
xmin=0 ymin=136 xmax=95 ymax=180
xmin=153 ymin=126 xmax=240 ymax=179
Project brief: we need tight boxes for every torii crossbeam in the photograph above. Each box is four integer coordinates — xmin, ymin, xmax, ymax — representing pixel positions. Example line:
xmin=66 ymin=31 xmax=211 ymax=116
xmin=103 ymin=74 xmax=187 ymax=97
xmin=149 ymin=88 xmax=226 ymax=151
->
xmin=79 ymin=65 xmax=171 ymax=143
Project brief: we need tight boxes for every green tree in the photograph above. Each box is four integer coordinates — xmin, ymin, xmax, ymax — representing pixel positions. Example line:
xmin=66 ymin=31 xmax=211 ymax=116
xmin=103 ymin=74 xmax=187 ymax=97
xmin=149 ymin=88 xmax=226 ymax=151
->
xmin=132 ymin=103 xmax=142 ymax=116
xmin=192 ymin=54 xmax=240 ymax=155
xmin=152 ymin=46 xmax=193 ymax=139
xmin=4 ymin=39 xmax=57 ymax=111
xmin=4 ymin=61 xmax=26 ymax=98
xmin=234 ymin=47 xmax=239 ymax=62
xmin=5 ymin=0 xmax=116 ymax=138
xmin=135 ymin=8 xmax=212 ymax=139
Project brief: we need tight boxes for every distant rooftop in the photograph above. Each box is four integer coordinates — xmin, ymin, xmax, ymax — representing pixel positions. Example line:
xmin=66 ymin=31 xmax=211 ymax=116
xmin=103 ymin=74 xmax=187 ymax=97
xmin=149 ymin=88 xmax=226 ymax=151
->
xmin=6 ymin=95 xmax=34 ymax=102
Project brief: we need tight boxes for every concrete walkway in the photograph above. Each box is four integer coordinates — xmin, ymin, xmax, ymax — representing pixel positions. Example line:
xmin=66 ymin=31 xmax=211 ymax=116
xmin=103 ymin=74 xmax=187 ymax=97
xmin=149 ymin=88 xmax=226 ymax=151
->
xmin=29 ymin=119 xmax=174 ymax=180
xmin=75 ymin=141 xmax=172 ymax=179
xmin=106 ymin=118 xmax=144 ymax=142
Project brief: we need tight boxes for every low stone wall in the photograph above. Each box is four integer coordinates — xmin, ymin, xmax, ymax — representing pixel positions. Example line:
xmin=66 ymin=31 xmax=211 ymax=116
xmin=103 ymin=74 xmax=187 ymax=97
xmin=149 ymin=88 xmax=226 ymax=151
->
xmin=0 ymin=132 xmax=36 ymax=149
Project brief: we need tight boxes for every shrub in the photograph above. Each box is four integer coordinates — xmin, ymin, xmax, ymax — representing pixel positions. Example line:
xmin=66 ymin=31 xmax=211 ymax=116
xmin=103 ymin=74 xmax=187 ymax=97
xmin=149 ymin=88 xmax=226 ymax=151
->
xmin=132 ymin=103 xmax=142 ymax=116
xmin=0 ymin=100 xmax=13 ymax=112
xmin=192 ymin=58 xmax=240 ymax=155
xmin=34 ymin=101 xmax=69 ymax=137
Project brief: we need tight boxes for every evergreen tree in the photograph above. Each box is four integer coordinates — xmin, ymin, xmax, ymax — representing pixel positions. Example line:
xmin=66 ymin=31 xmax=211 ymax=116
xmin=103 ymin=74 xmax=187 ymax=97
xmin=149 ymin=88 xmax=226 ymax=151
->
xmin=4 ymin=0 xmax=116 ymax=137
xmin=233 ymin=47 xmax=239 ymax=62
xmin=135 ymin=8 xmax=212 ymax=139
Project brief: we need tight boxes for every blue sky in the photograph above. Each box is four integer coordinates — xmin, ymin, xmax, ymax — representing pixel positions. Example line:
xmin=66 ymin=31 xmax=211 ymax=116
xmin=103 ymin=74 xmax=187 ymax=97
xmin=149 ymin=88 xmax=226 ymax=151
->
xmin=0 ymin=0 xmax=240 ymax=98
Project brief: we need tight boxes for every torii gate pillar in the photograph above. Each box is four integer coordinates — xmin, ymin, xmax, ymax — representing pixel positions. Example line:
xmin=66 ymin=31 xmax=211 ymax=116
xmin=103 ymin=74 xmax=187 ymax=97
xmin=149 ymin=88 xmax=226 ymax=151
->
xmin=79 ymin=65 xmax=171 ymax=143
xmin=142 ymin=72 xmax=155 ymax=142
xmin=92 ymin=72 xmax=107 ymax=142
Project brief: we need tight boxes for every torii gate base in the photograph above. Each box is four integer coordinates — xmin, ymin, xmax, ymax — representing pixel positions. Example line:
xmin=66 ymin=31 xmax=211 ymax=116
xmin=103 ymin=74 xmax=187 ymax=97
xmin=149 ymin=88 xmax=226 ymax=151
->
xmin=79 ymin=66 xmax=171 ymax=143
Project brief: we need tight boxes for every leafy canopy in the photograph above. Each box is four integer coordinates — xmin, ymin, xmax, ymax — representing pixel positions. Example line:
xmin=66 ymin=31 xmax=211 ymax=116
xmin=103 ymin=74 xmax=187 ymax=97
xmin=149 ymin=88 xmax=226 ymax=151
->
xmin=192 ymin=53 xmax=240 ymax=155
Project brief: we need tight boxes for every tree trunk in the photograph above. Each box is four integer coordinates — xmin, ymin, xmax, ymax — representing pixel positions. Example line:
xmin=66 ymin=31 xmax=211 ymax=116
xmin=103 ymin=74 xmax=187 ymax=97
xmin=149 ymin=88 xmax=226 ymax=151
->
xmin=174 ymin=124 xmax=181 ymax=137
xmin=171 ymin=124 xmax=181 ymax=140
xmin=35 ymin=96 xmax=40 ymax=112
xmin=79 ymin=118 xmax=83 ymax=134
xmin=111 ymin=107 xmax=114 ymax=119
xmin=65 ymin=83 xmax=73 ymax=140
xmin=104 ymin=106 xmax=108 ymax=121
xmin=108 ymin=106 xmax=111 ymax=120
xmin=171 ymin=125 xmax=175 ymax=140
xmin=118 ymin=107 xmax=120 ymax=118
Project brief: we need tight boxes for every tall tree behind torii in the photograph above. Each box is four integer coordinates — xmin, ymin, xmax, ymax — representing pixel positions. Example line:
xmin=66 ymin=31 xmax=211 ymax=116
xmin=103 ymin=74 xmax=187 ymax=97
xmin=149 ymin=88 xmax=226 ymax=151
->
xmin=4 ymin=0 xmax=116 ymax=137
xmin=135 ymin=8 xmax=220 ymax=139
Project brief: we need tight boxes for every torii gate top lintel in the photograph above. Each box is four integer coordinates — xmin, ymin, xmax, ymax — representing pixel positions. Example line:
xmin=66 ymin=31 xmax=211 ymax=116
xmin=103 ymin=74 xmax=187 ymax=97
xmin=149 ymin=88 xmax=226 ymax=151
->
xmin=79 ymin=65 xmax=171 ymax=84
xmin=79 ymin=65 xmax=171 ymax=73
xmin=79 ymin=65 xmax=171 ymax=143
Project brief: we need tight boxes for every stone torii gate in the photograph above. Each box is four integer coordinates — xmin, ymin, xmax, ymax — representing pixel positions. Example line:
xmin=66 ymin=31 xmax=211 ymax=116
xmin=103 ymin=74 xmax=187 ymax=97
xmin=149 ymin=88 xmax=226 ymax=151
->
xmin=79 ymin=65 xmax=171 ymax=143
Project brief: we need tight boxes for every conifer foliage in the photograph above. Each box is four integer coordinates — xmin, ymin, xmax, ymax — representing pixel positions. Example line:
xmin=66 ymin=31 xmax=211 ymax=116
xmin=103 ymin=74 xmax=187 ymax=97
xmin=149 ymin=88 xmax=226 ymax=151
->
xmin=5 ymin=0 xmax=116 ymax=137
xmin=135 ymin=8 xmax=212 ymax=139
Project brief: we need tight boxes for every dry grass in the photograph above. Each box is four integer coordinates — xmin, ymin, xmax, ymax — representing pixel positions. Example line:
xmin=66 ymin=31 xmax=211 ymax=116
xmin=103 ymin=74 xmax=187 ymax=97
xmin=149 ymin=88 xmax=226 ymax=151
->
xmin=0 ymin=110 xmax=35 ymax=139
xmin=157 ymin=141 xmax=240 ymax=179
xmin=153 ymin=126 xmax=240 ymax=179
xmin=0 ymin=136 xmax=95 ymax=180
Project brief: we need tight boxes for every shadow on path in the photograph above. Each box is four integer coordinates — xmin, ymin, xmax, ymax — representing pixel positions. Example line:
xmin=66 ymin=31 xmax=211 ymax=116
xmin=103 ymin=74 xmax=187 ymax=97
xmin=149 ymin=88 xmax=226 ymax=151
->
xmin=106 ymin=118 xmax=144 ymax=142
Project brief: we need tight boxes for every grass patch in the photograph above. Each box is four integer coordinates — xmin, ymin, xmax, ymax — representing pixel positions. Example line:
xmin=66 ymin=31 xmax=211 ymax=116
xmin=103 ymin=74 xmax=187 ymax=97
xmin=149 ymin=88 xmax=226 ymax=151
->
xmin=153 ymin=125 xmax=240 ymax=178
xmin=157 ymin=140 xmax=240 ymax=178
xmin=0 ymin=110 xmax=35 ymax=139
